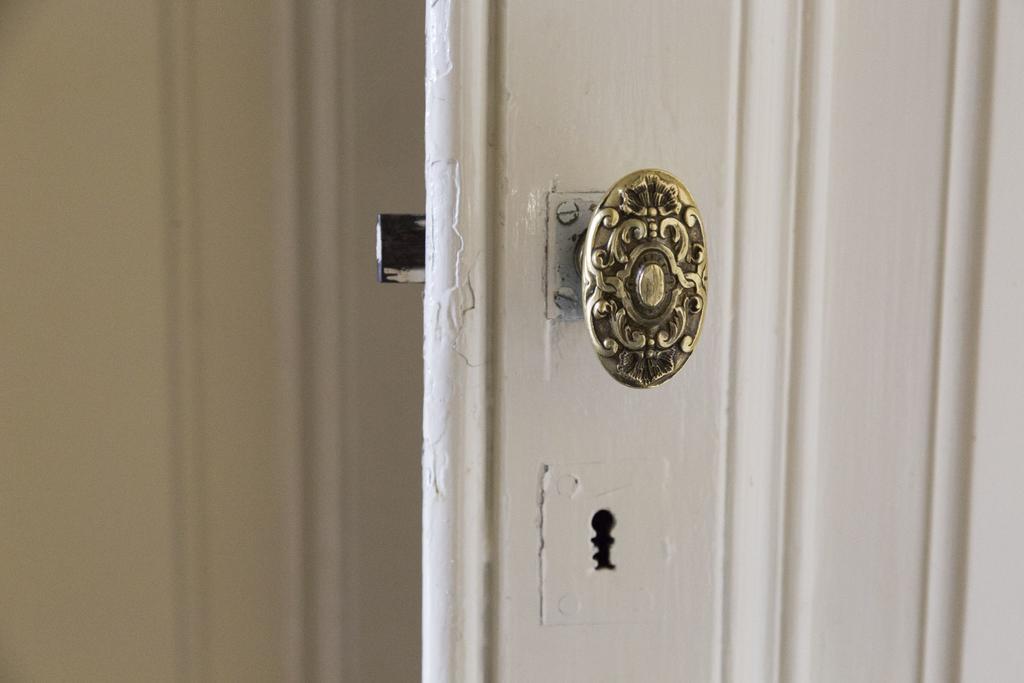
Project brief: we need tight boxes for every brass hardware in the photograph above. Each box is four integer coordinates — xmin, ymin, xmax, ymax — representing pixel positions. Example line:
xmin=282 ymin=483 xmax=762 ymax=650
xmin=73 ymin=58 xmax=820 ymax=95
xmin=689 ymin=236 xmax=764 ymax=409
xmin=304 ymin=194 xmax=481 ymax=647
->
xmin=582 ymin=169 xmax=707 ymax=388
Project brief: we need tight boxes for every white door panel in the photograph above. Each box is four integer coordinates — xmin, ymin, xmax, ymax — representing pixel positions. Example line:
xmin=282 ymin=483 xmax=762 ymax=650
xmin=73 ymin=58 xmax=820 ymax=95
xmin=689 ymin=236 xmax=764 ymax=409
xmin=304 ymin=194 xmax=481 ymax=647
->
xmin=960 ymin=1 xmax=1024 ymax=679
xmin=423 ymin=0 xmax=1021 ymax=681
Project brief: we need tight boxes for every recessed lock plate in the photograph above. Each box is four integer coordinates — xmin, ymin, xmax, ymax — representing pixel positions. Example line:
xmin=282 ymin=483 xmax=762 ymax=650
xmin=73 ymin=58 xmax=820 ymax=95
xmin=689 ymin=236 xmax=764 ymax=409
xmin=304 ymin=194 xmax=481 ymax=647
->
xmin=540 ymin=459 xmax=669 ymax=625
xmin=582 ymin=169 xmax=708 ymax=388
xmin=545 ymin=192 xmax=603 ymax=320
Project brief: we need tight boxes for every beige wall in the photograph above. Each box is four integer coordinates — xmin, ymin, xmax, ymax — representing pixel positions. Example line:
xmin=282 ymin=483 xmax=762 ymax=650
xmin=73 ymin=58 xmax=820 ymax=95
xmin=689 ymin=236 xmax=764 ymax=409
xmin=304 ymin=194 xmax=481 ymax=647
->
xmin=335 ymin=0 xmax=424 ymax=679
xmin=1 ymin=2 xmax=182 ymax=679
xmin=0 ymin=1 xmax=422 ymax=680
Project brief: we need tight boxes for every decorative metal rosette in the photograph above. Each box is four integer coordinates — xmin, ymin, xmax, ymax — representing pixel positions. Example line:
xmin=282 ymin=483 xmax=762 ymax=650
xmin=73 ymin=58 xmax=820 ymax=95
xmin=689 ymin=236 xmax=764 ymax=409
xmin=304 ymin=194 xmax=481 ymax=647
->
xmin=582 ymin=169 xmax=707 ymax=388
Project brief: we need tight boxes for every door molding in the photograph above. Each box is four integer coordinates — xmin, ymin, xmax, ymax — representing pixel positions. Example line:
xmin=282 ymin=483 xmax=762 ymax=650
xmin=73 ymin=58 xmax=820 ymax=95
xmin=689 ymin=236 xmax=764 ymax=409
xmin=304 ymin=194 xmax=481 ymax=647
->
xmin=423 ymin=0 xmax=498 ymax=680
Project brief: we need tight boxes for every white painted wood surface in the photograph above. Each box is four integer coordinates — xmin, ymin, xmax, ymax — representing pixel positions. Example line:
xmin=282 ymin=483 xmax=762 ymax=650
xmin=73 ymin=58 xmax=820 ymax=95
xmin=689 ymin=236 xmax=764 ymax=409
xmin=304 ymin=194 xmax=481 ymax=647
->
xmin=423 ymin=1 xmax=493 ymax=680
xmin=423 ymin=0 xmax=1023 ymax=681
xmin=959 ymin=2 xmax=1024 ymax=679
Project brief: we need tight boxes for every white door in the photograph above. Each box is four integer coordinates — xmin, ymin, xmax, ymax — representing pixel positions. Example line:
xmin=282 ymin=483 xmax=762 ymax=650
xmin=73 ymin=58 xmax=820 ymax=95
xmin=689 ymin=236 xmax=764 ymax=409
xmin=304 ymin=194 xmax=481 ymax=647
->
xmin=421 ymin=1 xmax=1024 ymax=681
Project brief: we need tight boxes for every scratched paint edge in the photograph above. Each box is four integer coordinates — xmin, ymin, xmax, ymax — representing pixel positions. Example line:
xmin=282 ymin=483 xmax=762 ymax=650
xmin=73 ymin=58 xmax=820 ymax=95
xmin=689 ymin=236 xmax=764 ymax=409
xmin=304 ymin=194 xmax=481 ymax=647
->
xmin=423 ymin=0 xmax=494 ymax=681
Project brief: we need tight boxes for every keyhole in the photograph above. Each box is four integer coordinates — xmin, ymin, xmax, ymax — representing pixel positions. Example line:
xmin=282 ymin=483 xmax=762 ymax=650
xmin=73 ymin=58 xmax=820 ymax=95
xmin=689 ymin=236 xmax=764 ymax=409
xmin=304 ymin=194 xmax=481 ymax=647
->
xmin=591 ymin=509 xmax=616 ymax=570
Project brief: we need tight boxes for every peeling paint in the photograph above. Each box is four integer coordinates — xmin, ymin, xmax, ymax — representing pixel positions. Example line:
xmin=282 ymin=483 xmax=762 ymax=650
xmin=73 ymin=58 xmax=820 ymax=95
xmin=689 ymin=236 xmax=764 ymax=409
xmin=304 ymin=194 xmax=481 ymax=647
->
xmin=425 ymin=159 xmax=484 ymax=370
xmin=538 ymin=464 xmax=551 ymax=621
xmin=524 ymin=189 xmax=543 ymax=236
xmin=425 ymin=0 xmax=452 ymax=83
xmin=422 ymin=0 xmax=492 ymax=677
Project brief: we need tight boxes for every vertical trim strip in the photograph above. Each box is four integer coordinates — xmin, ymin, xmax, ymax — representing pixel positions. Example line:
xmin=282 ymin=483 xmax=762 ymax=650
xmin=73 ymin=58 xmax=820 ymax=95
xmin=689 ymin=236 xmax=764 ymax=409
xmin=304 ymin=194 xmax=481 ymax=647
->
xmin=271 ymin=0 xmax=307 ymax=680
xmin=779 ymin=0 xmax=836 ymax=680
xmin=713 ymin=0 xmax=744 ymax=678
xmin=272 ymin=1 xmax=356 ymax=678
xmin=423 ymin=0 xmax=495 ymax=680
xmin=484 ymin=0 xmax=506 ymax=679
xmin=720 ymin=0 xmax=803 ymax=681
xmin=159 ymin=2 xmax=208 ymax=679
xmin=918 ymin=1 xmax=997 ymax=680
xmin=304 ymin=1 xmax=347 ymax=678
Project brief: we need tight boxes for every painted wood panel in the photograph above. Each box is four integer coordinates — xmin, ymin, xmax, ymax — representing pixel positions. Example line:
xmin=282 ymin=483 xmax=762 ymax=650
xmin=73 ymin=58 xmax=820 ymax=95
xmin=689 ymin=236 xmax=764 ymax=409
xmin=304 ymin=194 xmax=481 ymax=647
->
xmin=422 ymin=0 xmax=739 ymax=680
xmin=492 ymin=0 xmax=737 ymax=673
xmin=783 ymin=2 xmax=957 ymax=680
xmin=425 ymin=0 xmax=1021 ymax=681
xmin=960 ymin=1 xmax=1024 ymax=679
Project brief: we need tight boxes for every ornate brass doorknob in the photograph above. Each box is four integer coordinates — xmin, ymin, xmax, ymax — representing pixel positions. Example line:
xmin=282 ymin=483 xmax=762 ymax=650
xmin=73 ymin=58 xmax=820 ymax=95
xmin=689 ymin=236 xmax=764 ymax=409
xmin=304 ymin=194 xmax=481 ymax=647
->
xmin=582 ymin=169 xmax=708 ymax=388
